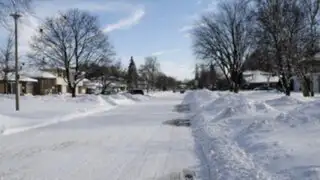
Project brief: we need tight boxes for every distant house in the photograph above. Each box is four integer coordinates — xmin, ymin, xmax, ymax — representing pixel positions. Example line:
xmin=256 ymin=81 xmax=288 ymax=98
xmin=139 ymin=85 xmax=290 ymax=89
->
xmin=85 ymin=75 xmax=127 ymax=94
xmin=137 ymin=80 xmax=148 ymax=90
xmin=0 ymin=73 xmax=38 ymax=94
xmin=105 ymin=76 xmax=127 ymax=92
xmin=21 ymin=68 xmax=88 ymax=95
xmin=243 ymin=70 xmax=279 ymax=89
xmin=40 ymin=68 xmax=88 ymax=95
xmin=108 ymin=81 xmax=127 ymax=92
xmin=23 ymin=70 xmax=57 ymax=95
xmin=83 ymin=81 xmax=103 ymax=94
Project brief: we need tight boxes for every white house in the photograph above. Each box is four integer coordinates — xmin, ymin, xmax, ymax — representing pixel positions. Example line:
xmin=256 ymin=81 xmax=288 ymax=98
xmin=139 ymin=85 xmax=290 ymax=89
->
xmin=22 ymin=68 xmax=88 ymax=95
xmin=243 ymin=70 xmax=279 ymax=89
xmin=0 ymin=72 xmax=38 ymax=94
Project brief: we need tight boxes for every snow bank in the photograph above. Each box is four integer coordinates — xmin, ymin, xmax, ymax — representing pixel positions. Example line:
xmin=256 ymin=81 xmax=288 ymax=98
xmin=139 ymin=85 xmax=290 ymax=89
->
xmin=185 ymin=90 xmax=320 ymax=179
xmin=266 ymin=96 xmax=303 ymax=106
xmin=120 ymin=93 xmax=152 ymax=102
xmin=0 ymin=93 xmax=151 ymax=135
xmin=182 ymin=89 xmax=220 ymax=111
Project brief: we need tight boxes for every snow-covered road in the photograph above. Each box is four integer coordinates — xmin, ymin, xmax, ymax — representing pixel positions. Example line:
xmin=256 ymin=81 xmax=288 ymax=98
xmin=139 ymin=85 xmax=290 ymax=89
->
xmin=0 ymin=94 xmax=201 ymax=180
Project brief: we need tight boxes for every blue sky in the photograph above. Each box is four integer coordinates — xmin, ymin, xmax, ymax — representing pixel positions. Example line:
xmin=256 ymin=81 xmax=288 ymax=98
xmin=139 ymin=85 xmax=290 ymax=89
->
xmin=0 ymin=0 xmax=217 ymax=80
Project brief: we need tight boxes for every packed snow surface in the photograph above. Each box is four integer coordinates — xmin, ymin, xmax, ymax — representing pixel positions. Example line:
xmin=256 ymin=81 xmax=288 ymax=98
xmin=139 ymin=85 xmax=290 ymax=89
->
xmin=184 ymin=90 xmax=320 ymax=180
xmin=0 ymin=92 xmax=200 ymax=180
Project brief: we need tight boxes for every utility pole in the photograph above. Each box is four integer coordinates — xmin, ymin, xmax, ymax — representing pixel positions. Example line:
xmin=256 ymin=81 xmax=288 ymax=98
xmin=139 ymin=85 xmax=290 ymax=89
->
xmin=10 ymin=12 xmax=21 ymax=111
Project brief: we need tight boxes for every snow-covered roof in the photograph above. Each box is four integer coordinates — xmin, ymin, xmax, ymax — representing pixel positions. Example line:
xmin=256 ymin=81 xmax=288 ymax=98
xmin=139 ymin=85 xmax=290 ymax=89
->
xmin=82 ymin=78 xmax=90 ymax=82
xmin=84 ymin=82 xmax=103 ymax=89
xmin=0 ymin=73 xmax=38 ymax=82
xmin=243 ymin=70 xmax=279 ymax=84
xmin=314 ymin=52 xmax=320 ymax=60
xmin=24 ymin=70 xmax=56 ymax=79
xmin=243 ymin=70 xmax=273 ymax=76
xmin=109 ymin=82 xmax=126 ymax=87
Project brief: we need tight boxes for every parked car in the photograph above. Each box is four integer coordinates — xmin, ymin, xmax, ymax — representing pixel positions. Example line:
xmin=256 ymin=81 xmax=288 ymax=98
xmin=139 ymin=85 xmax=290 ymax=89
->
xmin=128 ymin=89 xmax=144 ymax=95
xmin=180 ymin=89 xmax=186 ymax=94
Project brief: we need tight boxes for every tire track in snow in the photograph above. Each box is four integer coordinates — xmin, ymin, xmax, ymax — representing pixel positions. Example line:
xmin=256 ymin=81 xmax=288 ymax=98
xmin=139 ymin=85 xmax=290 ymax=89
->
xmin=113 ymin=126 xmax=162 ymax=180
xmin=153 ymin=125 xmax=175 ymax=179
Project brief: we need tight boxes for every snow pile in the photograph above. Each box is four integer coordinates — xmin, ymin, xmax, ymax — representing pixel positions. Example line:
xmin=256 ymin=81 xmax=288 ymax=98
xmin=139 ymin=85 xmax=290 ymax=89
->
xmin=182 ymin=89 xmax=220 ymax=111
xmin=186 ymin=90 xmax=320 ymax=179
xmin=107 ymin=94 xmax=135 ymax=105
xmin=121 ymin=93 xmax=152 ymax=102
xmin=105 ymin=93 xmax=151 ymax=105
xmin=266 ymin=96 xmax=303 ymax=106
xmin=0 ymin=93 xmax=150 ymax=135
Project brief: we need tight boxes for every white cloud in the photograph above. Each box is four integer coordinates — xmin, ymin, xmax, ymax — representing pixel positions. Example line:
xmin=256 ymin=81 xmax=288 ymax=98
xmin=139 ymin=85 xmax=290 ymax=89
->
xmin=179 ymin=23 xmax=206 ymax=38
xmin=179 ymin=25 xmax=194 ymax=33
xmin=103 ymin=6 xmax=145 ymax=33
xmin=179 ymin=25 xmax=197 ymax=39
xmin=151 ymin=49 xmax=180 ymax=56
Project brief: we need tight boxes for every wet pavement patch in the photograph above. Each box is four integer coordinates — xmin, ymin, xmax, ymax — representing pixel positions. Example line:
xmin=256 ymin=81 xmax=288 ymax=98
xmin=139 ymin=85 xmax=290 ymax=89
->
xmin=173 ymin=104 xmax=191 ymax=113
xmin=163 ymin=118 xmax=191 ymax=127
xmin=155 ymin=168 xmax=196 ymax=180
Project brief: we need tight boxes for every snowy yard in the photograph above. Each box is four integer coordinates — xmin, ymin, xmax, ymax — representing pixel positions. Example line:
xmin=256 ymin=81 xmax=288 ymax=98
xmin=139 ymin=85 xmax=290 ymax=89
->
xmin=183 ymin=89 xmax=320 ymax=180
xmin=0 ymin=93 xmax=147 ymax=135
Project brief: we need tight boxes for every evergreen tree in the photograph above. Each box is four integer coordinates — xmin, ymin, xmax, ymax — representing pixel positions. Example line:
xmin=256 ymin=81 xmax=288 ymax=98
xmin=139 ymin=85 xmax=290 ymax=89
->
xmin=127 ymin=56 xmax=138 ymax=89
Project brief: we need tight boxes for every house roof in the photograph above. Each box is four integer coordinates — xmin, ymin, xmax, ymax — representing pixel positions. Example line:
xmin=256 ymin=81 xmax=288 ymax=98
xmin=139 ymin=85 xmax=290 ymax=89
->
xmin=84 ymin=82 xmax=103 ymax=89
xmin=314 ymin=52 xmax=320 ymax=60
xmin=24 ymin=70 xmax=56 ymax=79
xmin=0 ymin=73 xmax=38 ymax=82
xmin=243 ymin=70 xmax=273 ymax=76
xmin=298 ymin=52 xmax=320 ymax=65
xmin=243 ymin=70 xmax=279 ymax=84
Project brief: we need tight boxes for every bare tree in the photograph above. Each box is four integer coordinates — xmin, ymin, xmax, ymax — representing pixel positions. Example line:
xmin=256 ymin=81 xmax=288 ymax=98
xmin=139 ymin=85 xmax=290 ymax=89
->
xmin=0 ymin=34 xmax=14 ymax=93
xmin=0 ymin=0 xmax=33 ymax=27
xmin=192 ymin=0 xmax=253 ymax=93
xmin=295 ymin=0 xmax=320 ymax=96
xmin=28 ymin=8 xmax=114 ymax=97
xmin=139 ymin=56 xmax=160 ymax=91
xmin=254 ymin=0 xmax=319 ymax=96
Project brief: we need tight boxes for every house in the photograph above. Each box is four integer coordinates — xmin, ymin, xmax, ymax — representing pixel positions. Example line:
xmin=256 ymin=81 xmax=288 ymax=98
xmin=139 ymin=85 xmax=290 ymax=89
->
xmin=22 ymin=68 xmax=88 ymax=95
xmin=243 ymin=70 xmax=279 ymax=89
xmin=105 ymin=76 xmax=127 ymax=92
xmin=292 ymin=52 xmax=320 ymax=92
xmin=83 ymin=81 xmax=103 ymax=94
xmin=107 ymin=81 xmax=127 ymax=92
xmin=23 ymin=70 xmax=58 ymax=95
xmin=76 ymin=78 xmax=88 ymax=94
xmin=39 ymin=68 xmax=87 ymax=95
xmin=0 ymin=72 xmax=38 ymax=94
xmin=137 ymin=80 xmax=148 ymax=90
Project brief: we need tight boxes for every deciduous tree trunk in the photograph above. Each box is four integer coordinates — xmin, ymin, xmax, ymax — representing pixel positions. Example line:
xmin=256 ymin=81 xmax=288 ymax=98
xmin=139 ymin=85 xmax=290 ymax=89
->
xmin=71 ymin=86 xmax=76 ymax=97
